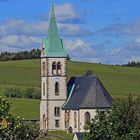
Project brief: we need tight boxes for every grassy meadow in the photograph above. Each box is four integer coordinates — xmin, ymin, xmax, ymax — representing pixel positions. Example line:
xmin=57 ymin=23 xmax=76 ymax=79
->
xmin=0 ymin=59 xmax=140 ymax=119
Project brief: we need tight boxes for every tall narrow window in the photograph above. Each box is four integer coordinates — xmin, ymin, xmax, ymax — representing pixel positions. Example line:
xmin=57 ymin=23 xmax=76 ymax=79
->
xmin=55 ymin=82 xmax=59 ymax=95
xmin=52 ymin=62 xmax=57 ymax=75
xmin=54 ymin=107 xmax=60 ymax=117
xmin=57 ymin=62 xmax=61 ymax=75
xmin=43 ymin=114 xmax=46 ymax=129
xmin=84 ymin=112 xmax=90 ymax=125
xmin=42 ymin=62 xmax=45 ymax=76
xmin=43 ymin=82 xmax=45 ymax=95
xmin=74 ymin=112 xmax=77 ymax=128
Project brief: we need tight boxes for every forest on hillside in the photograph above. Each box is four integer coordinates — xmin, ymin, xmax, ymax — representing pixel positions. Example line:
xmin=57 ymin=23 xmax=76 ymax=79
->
xmin=0 ymin=49 xmax=41 ymax=61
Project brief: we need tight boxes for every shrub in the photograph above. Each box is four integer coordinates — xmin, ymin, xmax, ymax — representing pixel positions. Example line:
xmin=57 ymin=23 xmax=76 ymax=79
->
xmin=0 ymin=97 xmax=40 ymax=139
xmin=4 ymin=87 xmax=22 ymax=98
xmin=23 ymin=88 xmax=34 ymax=99
xmin=33 ymin=89 xmax=41 ymax=99
xmin=4 ymin=87 xmax=41 ymax=99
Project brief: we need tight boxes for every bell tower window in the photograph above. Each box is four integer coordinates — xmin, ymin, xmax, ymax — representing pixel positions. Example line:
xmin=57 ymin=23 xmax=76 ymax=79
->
xmin=52 ymin=62 xmax=57 ymax=75
xmin=57 ymin=62 xmax=61 ymax=75
xmin=55 ymin=82 xmax=60 ymax=95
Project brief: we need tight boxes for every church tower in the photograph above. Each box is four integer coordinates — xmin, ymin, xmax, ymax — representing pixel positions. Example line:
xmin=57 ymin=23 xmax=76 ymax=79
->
xmin=40 ymin=1 xmax=67 ymax=131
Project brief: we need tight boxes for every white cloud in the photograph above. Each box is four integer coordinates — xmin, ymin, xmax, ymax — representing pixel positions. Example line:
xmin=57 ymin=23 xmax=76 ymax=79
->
xmin=0 ymin=35 xmax=41 ymax=52
xmin=97 ymin=18 xmax=140 ymax=37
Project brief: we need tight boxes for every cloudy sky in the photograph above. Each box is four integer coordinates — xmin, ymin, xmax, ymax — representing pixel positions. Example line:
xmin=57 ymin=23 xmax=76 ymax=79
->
xmin=0 ymin=0 xmax=140 ymax=64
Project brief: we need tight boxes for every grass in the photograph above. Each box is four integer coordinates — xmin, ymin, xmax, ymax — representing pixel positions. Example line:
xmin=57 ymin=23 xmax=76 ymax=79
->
xmin=9 ymin=98 xmax=40 ymax=120
xmin=38 ymin=131 xmax=74 ymax=140
xmin=0 ymin=59 xmax=140 ymax=119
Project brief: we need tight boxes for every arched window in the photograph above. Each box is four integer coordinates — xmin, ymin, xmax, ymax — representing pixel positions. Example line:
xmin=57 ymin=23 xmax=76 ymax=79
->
xmin=84 ymin=112 xmax=90 ymax=125
xmin=52 ymin=62 xmax=57 ymax=75
xmin=54 ymin=107 xmax=60 ymax=117
xmin=74 ymin=112 xmax=77 ymax=128
xmin=43 ymin=114 xmax=46 ymax=129
xmin=42 ymin=62 xmax=45 ymax=76
xmin=65 ymin=111 xmax=70 ymax=128
xmin=57 ymin=62 xmax=61 ymax=75
xmin=55 ymin=82 xmax=60 ymax=95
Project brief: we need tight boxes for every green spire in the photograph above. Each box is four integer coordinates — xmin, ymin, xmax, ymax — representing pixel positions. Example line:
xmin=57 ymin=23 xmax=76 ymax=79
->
xmin=43 ymin=1 xmax=67 ymax=57
xmin=51 ymin=0 xmax=55 ymax=17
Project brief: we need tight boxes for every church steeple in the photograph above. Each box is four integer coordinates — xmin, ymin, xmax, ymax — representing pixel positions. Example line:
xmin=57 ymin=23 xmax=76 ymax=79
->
xmin=51 ymin=0 xmax=55 ymax=18
xmin=43 ymin=0 xmax=67 ymax=57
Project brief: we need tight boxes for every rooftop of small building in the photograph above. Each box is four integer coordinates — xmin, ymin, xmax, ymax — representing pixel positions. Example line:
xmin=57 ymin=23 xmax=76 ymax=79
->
xmin=73 ymin=132 xmax=84 ymax=140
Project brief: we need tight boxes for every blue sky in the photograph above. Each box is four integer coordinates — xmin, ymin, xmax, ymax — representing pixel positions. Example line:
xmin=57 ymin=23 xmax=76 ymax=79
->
xmin=0 ymin=0 xmax=140 ymax=64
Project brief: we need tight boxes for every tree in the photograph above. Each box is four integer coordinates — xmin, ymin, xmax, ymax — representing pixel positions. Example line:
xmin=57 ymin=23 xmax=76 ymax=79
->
xmin=84 ymin=95 xmax=140 ymax=140
xmin=0 ymin=97 xmax=39 ymax=139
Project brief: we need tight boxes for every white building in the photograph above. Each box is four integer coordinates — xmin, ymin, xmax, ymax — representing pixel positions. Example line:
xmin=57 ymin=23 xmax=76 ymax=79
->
xmin=40 ymin=2 xmax=112 ymax=133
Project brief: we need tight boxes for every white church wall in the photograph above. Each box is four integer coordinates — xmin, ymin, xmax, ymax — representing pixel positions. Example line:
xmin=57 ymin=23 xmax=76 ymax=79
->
xmin=48 ymin=77 xmax=67 ymax=100
xmin=48 ymin=101 xmax=66 ymax=130
xmin=40 ymin=101 xmax=47 ymax=129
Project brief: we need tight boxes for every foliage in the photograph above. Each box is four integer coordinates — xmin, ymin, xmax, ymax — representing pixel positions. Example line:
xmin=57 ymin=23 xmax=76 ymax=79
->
xmin=84 ymin=95 xmax=140 ymax=140
xmin=127 ymin=61 xmax=140 ymax=68
xmin=4 ymin=87 xmax=41 ymax=99
xmin=0 ymin=97 xmax=39 ymax=139
xmin=0 ymin=49 xmax=41 ymax=61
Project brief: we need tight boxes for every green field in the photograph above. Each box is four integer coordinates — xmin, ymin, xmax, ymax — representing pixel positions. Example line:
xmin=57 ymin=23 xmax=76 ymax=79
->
xmin=0 ymin=59 xmax=140 ymax=119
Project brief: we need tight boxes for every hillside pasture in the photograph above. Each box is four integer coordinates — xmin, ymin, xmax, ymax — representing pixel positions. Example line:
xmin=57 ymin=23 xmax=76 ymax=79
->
xmin=0 ymin=59 xmax=140 ymax=119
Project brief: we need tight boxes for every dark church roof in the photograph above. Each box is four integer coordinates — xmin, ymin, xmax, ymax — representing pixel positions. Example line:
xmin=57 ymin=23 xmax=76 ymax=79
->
xmin=62 ymin=75 xmax=112 ymax=110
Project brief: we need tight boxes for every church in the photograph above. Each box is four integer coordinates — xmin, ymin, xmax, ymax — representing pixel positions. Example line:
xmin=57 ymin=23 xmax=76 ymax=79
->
xmin=40 ymin=2 xmax=112 ymax=133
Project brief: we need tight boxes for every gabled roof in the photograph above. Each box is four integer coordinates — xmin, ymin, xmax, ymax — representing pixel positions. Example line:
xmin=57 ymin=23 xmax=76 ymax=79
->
xmin=62 ymin=75 xmax=112 ymax=110
xmin=43 ymin=2 xmax=67 ymax=57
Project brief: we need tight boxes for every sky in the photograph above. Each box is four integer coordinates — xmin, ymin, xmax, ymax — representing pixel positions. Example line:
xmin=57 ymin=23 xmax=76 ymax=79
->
xmin=0 ymin=0 xmax=140 ymax=64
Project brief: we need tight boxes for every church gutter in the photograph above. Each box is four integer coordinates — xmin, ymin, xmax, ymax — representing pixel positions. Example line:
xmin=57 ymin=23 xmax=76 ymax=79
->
xmin=62 ymin=84 xmax=75 ymax=109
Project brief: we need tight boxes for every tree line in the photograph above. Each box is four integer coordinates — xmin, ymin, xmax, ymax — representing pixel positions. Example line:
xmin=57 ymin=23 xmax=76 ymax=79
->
xmin=127 ymin=61 xmax=140 ymax=67
xmin=0 ymin=49 xmax=41 ymax=61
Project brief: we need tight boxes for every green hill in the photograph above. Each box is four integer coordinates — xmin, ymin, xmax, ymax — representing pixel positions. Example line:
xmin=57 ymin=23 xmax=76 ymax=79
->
xmin=0 ymin=59 xmax=140 ymax=120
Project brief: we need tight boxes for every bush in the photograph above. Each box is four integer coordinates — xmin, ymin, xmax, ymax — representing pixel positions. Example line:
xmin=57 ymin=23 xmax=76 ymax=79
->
xmin=0 ymin=97 xmax=40 ymax=139
xmin=84 ymin=95 xmax=140 ymax=140
xmin=4 ymin=87 xmax=22 ymax=98
xmin=33 ymin=89 xmax=41 ymax=99
xmin=4 ymin=87 xmax=41 ymax=99
xmin=23 ymin=88 xmax=34 ymax=99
